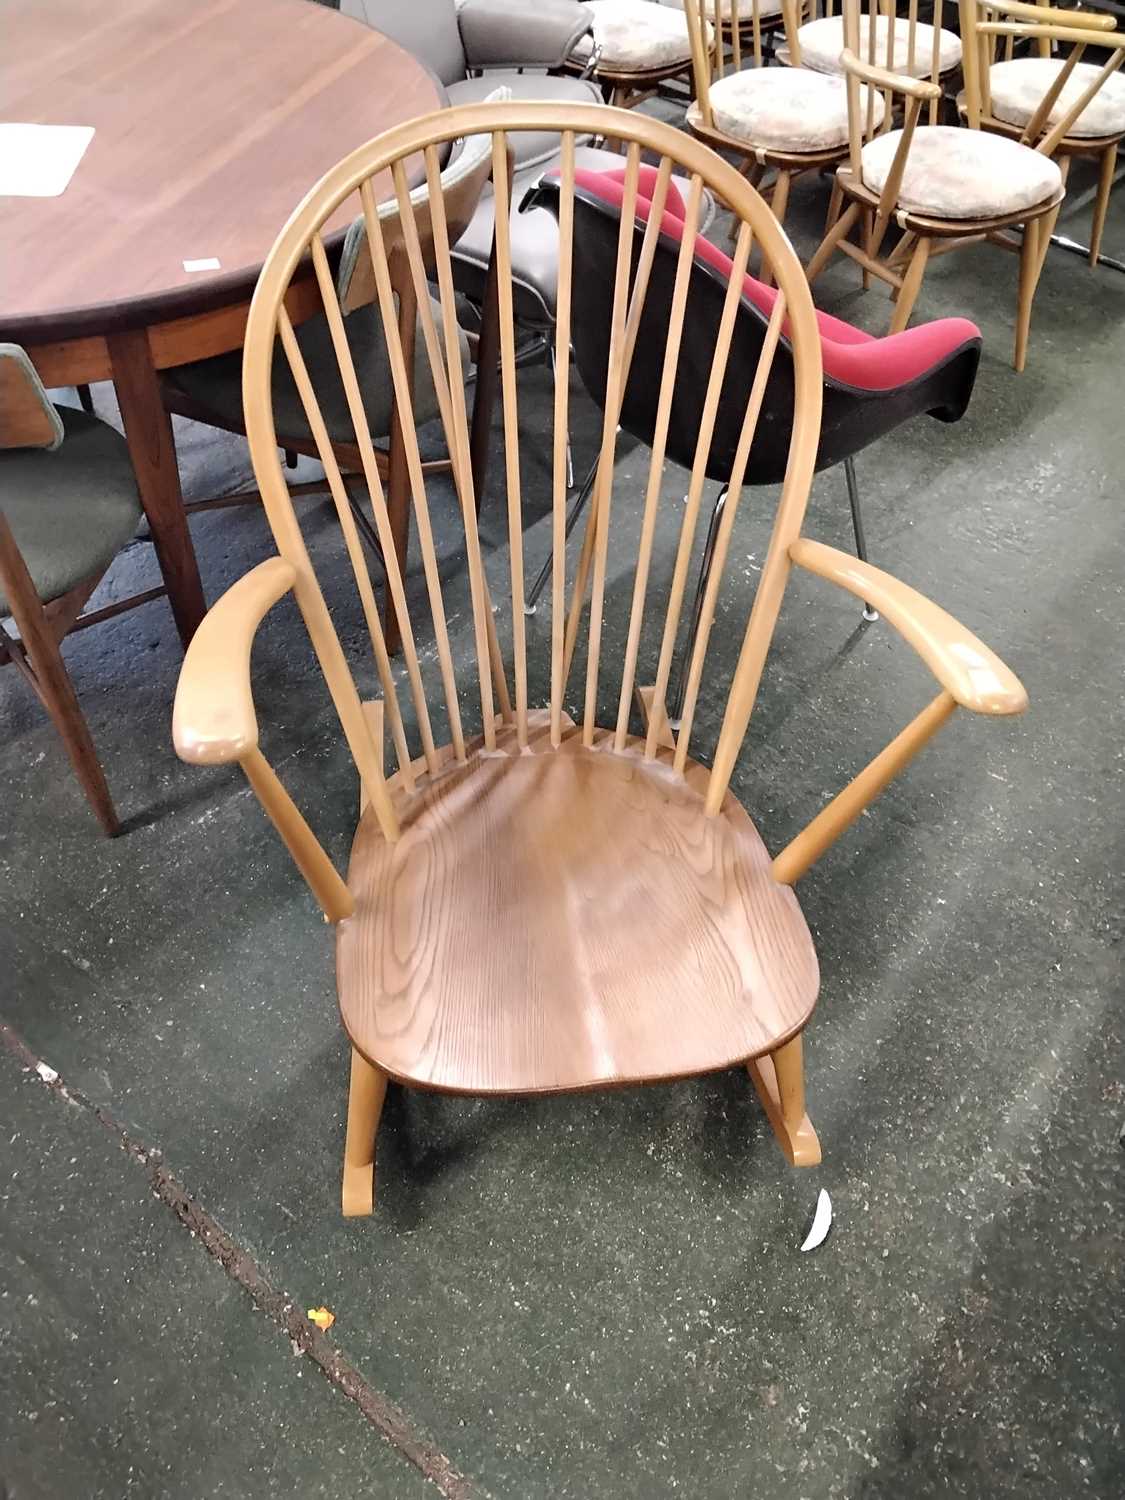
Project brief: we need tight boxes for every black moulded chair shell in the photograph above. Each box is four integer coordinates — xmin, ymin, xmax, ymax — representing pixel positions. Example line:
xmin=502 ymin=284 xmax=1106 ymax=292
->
xmin=521 ymin=163 xmax=980 ymax=670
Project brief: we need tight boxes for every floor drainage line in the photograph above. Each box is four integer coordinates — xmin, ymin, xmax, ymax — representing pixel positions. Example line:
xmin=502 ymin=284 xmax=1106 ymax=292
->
xmin=0 ymin=1022 xmax=477 ymax=1500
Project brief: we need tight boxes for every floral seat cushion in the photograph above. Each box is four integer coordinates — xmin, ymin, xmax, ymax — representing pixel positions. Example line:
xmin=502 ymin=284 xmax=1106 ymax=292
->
xmin=988 ymin=57 xmax=1125 ymax=141
xmin=860 ymin=125 xmax=1062 ymax=219
xmin=571 ymin=0 xmax=703 ymax=71
xmin=796 ymin=14 xmax=961 ymax=78
xmin=707 ymin=65 xmax=885 ymax=153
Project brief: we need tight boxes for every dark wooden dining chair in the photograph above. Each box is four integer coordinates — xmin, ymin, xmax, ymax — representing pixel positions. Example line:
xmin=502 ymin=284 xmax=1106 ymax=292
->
xmin=0 ymin=346 xmax=157 ymax=834
xmin=173 ymin=101 xmax=1027 ymax=1217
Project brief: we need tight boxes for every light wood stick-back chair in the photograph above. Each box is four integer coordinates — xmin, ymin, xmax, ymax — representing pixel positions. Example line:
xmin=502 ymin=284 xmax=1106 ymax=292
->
xmin=172 ymin=101 xmax=1027 ymax=1217
xmin=684 ymin=0 xmax=890 ymax=272
xmin=782 ymin=0 xmax=962 ymax=120
xmin=805 ymin=0 xmax=1088 ymax=369
xmin=958 ymin=0 xmax=1125 ymax=266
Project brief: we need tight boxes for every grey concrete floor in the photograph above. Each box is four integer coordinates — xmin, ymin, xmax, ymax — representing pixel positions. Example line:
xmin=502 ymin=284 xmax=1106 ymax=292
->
xmin=2 ymin=120 xmax=1124 ymax=1498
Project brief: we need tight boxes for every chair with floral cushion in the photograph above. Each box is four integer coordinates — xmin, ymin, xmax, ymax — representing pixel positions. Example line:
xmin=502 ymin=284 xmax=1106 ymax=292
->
xmin=958 ymin=0 xmax=1125 ymax=266
xmin=781 ymin=0 xmax=962 ymax=108
xmin=682 ymin=0 xmax=889 ymax=275
xmin=567 ymin=0 xmax=705 ymax=110
xmin=804 ymin=0 xmax=1110 ymax=369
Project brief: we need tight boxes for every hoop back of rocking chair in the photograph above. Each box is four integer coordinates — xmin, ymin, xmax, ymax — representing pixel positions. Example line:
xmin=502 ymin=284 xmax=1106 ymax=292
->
xmin=218 ymin=100 xmax=827 ymax=826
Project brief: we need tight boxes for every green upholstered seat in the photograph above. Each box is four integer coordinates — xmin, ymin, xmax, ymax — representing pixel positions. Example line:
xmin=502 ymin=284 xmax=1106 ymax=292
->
xmin=166 ymin=297 xmax=469 ymax=448
xmin=0 ymin=407 xmax=142 ymax=615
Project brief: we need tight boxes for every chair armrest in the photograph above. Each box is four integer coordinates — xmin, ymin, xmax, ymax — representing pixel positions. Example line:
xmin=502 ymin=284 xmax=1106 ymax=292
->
xmin=789 ymin=539 xmax=1027 ymax=716
xmin=840 ymin=48 xmax=942 ymax=102
xmin=172 ymin=557 xmax=297 ymax=765
xmin=458 ymin=0 xmax=592 ymax=69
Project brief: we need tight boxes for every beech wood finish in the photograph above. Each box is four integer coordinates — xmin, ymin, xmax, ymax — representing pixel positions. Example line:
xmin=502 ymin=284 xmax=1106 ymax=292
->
xmin=804 ymin=0 xmax=1093 ymax=369
xmin=958 ymin=0 xmax=1125 ymax=267
xmin=173 ymin=102 xmax=1027 ymax=1216
xmin=0 ymin=0 xmax=442 ymax=646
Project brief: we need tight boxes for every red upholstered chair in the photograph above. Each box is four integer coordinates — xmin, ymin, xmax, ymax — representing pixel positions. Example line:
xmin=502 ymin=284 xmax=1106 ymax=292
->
xmin=523 ymin=164 xmax=982 ymax=725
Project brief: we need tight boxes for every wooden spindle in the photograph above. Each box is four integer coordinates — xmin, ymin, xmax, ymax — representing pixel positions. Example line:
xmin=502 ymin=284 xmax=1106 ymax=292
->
xmin=550 ymin=132 xmax=576 ymax=748
xmin=643 ymin=216 xmax=754 ymax=763
xmin=411 ymin=153 xmax=498 ymax=749
xmin=673 ymin=293 xmax=786 ymax=772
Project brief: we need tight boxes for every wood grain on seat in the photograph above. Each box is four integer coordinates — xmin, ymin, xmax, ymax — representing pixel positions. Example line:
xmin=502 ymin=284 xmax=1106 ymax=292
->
xmin=337 ymin=719 xmax=818 ymax=1094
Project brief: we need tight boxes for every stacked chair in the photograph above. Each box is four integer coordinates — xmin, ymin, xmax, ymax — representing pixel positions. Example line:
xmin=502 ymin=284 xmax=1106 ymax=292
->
xmin=959 ymin=0 xmax=1125 ymax=267
xmin=173 ymin=102 xmax=1027 ymax=1214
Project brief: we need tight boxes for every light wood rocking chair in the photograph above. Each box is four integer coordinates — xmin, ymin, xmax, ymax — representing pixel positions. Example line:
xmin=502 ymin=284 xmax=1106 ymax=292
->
xmin=173 ymin=101 xmax=1027 ymax=1216
xmin=957 ymin=0 xmax=1125 ymax=269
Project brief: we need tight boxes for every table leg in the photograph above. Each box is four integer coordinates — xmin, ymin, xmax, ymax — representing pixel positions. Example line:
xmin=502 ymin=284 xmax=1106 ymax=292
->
xmin=108 ymin=327 xmax=206 ymax=648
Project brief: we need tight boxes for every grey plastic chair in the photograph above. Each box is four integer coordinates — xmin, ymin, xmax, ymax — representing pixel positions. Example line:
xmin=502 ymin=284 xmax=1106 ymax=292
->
xmin=0 ymin=347 xmax=152 ymax=834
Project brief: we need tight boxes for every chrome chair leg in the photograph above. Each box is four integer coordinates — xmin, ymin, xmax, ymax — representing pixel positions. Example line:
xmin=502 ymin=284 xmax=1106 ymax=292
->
xmin=669 ymin=487 xmax=728 ymax=727
xmin=524 ymin=449 xmax=601 ymax=614
xmin=843 ymin=455 xmax=879 ymax=622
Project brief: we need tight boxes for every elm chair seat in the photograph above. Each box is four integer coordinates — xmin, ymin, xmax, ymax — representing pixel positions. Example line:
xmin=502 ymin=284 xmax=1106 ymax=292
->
xmin=795 ymin=14 xmax=961 ymax=78
xmin=0 ymin=407 xmax=141 ymax=616
xmin=570 ymin=0 xmax=698 ymax=72
xmin=706 ymin=64 xmax=886 ymax=154
xmin=860 ymin=125 xmax=1063 ymax=221
xmin=167 ymin=299 xmax=469 ymax=448
xmin=988 ymin=57 xmax=1125 ymax=140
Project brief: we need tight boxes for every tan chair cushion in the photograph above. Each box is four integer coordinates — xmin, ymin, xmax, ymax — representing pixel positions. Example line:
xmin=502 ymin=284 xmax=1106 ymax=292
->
xmin=989 ymin=57 xmax=1125 ymax=141
xmin=708 ymin=66 xmax=885 ymax=153
xmin=658 ymin=0 xmax=783 ymax=17
xmin=571 ymin=0 xmax=702 ymax=71
xmin=797 ymin=14 xmax=961 ymax=78
xmin=861 ymin=125 xmax=1063 ymax=219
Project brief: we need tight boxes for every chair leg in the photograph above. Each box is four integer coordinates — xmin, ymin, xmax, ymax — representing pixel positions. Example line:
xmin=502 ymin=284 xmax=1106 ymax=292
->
xmin=746 ymin=1032 xmax=821 ymax=1167
xmin=668 ymin=487 xmax=728 ymax=725
xmin=1014 ymin=213 xmax=1046 ymax=374
xmin=341 ymin=1047 xmax=388 ymax=1217
xmin=760 ymin=170 xmax=791 ymax=289
xmin=888 ymin=235 xmax=931 ymax=334
xmin=806 ymin=202 xmax=861 ymax=286
xmin=842 ymin=457 xmax=878 ymax=622
xmin=76 ymin=383 xmax=95 ymax=414
xmin=860 ymin=209 xmax=874 ymax=289
xmin=1090 ymin=143 xmax=1117 ymax=269
xmin=0 ymin=521 xmax=118 ymax=835
xmin=825 ymin=174 xmax=844 ymax=233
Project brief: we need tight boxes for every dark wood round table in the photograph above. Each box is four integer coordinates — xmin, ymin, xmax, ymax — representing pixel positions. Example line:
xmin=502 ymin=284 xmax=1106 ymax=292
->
xmin=0 ymin=0 xmax=443 ymax=644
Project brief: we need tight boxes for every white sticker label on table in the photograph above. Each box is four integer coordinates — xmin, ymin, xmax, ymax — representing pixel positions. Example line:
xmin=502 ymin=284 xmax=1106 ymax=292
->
xmin=183 ymin=257 xmax=221 ymax=273
xmin=0 ymin=123 xmax=95 ymax=197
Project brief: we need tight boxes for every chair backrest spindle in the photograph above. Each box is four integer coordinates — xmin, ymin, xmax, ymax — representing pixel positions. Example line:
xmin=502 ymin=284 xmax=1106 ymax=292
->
xmin=239 ymin=102 xmax=823 ymax=835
